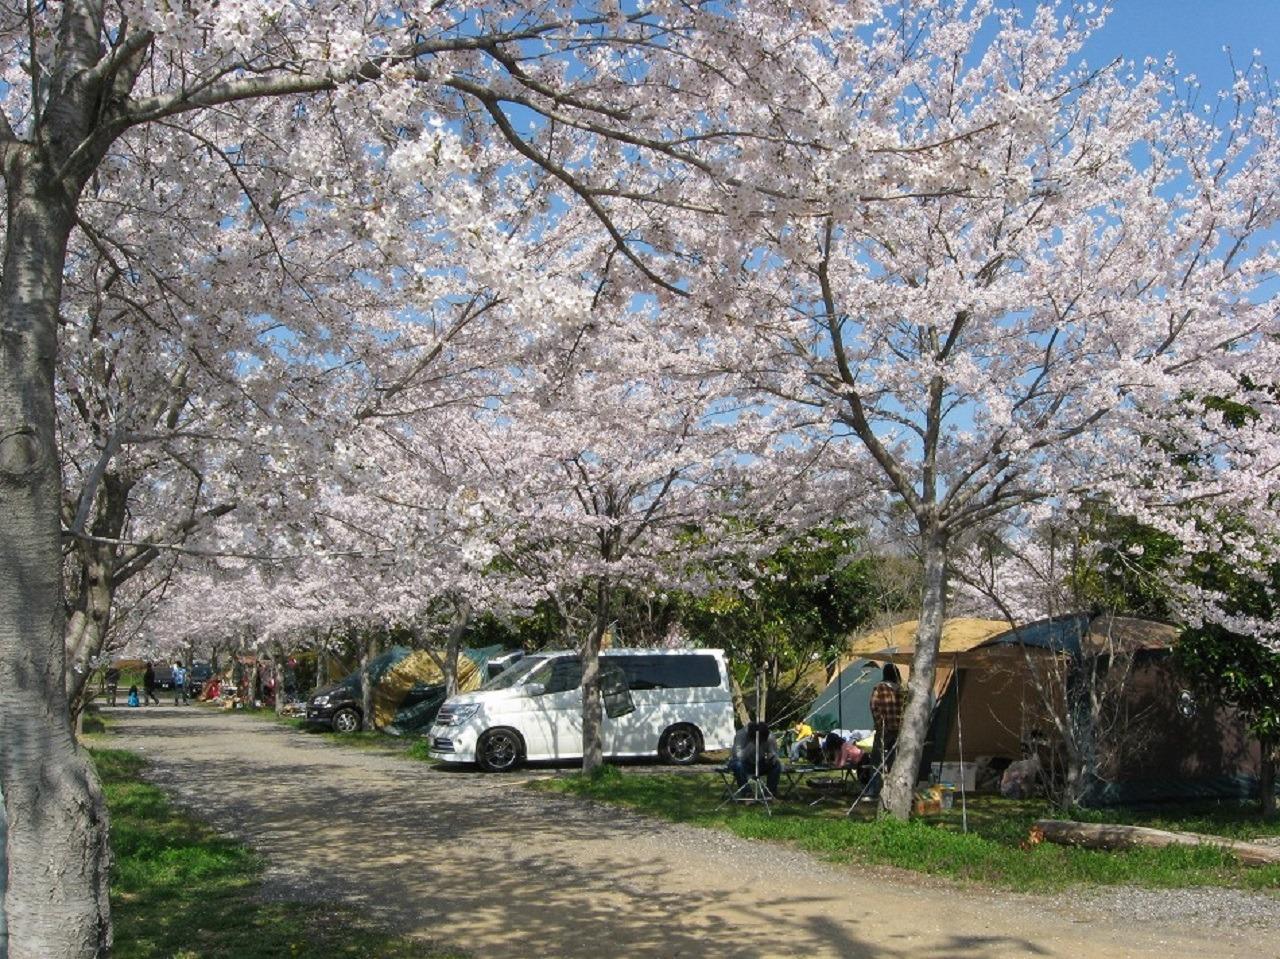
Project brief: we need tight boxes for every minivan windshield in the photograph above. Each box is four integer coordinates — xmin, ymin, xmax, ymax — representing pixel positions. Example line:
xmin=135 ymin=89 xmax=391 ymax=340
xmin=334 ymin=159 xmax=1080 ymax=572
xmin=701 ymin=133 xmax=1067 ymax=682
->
xmin=477 ymin=655 xmax=547 ymax=691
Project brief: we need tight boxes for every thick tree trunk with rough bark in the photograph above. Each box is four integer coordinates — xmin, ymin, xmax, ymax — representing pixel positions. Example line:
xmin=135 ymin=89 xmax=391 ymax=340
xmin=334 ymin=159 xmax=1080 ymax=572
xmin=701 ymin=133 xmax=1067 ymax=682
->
xmin=360 ymin=633 xmax=381 ymax=732
xmin=1 ymin=153 xmax=112 ymax=957
xmin=882 ymin=527 xmax=948 ymax=819
xmin=274 ymin=642 xmax=287 ymax=715
xmin=1 ymin=782 xmax=7 ymax=957
xmin=1261 ymin=736 xmax=1276 ymax=818
xmin=580 ymin=581 xmax=610 ymax=774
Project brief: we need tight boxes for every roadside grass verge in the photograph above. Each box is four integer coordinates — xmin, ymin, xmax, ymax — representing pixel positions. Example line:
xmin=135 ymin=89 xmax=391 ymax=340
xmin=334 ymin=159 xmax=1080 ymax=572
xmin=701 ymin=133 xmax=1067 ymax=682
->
xmin=247 ymin=708 xmax=440 ymax=762
xmin=94 ymin=747 xmax=465 ymax=958
xmin=537 ymin=767 xmax=1280 ymax=893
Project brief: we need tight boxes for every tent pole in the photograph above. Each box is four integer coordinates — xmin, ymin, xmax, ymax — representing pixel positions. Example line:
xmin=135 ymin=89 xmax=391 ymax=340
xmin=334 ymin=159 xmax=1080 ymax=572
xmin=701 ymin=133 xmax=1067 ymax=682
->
xmin=955 ymin=653 xmax=968 ymax=834
xmin=836 ymin=654 xmax=843 ymax=732
xmin=754 ymin=672 xmax=762 ymax=785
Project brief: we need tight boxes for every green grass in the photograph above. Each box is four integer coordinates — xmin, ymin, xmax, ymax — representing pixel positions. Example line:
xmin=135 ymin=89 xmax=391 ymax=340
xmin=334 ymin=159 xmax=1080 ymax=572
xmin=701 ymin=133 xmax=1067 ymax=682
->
xmin=537 ymin=766 xmax=1280 ymax=893
xmin=94 ymin=748 xmax=467 ymax=959
xmin=246 ymin=708 xmax=440 ymax=762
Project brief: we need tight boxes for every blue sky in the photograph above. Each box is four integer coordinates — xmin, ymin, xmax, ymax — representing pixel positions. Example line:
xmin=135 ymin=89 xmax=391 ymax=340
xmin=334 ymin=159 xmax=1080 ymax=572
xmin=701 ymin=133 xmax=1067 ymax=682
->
xmin=1083 ymin=1 xmax=1280 ymax=88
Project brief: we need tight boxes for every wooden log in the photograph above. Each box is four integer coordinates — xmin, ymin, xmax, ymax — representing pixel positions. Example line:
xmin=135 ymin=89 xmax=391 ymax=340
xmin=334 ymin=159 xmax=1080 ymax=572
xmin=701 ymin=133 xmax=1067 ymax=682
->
xmin=1032 ymin=819 xmax=1280 ymax=866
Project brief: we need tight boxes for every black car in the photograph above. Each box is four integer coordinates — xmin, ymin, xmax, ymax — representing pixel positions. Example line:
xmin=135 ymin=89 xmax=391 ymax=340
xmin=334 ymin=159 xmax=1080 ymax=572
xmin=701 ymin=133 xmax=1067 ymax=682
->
xmin=187 ymin=662 xmax=214 ymax=697
xmin=305 ymin=679 xmax=364 ymax=733
xmin=151 ymin=665 xmax=175 ymax=690
xmin=305 ymin=677 xmax=449 ymax=734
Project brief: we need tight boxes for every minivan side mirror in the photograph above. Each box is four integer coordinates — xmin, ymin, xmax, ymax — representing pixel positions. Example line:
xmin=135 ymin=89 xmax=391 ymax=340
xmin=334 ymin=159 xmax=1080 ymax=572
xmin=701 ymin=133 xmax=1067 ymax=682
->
xmin=524 ymin=682 xmax=546 ymax=696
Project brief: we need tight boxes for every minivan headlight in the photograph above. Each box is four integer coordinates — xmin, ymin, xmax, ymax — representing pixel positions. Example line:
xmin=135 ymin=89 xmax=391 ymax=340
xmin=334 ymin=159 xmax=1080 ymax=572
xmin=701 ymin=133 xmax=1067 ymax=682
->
xmin=312 ymin=694 xmax=330 ymax=706
xmin=440 ymin=703 xmax=480 ymax=725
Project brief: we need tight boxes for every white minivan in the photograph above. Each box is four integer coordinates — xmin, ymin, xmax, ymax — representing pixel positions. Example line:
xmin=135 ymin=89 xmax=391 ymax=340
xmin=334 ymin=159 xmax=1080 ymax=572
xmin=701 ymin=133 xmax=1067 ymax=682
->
xmin=428 ymin=648 xmax=736 ymax=772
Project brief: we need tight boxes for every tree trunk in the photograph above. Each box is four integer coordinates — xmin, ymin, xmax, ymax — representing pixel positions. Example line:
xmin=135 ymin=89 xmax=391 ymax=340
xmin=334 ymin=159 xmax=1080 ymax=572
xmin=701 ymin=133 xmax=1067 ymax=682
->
xmin=730 ymin=674 xmax=750 ymax=727
xmin=580 ymin=582 xmax=609 ymax=774
xmin=444 ymin=601 xmax=470 ymax=697
xmin=882 ymin=526 xmax=948 ymax=819
xmin=64 ymin=475 xmax=130 ymax=723
xmin=360 ymin=633 xmax=380 ymax=732
xmin=1 ymin=782 xmax=7 ymax=958
xmin=64 ymin=551 xmax=113 ymax=723
xmin=0 ymin=155 xmax=112 ymax=957
xmin=273 ymin=642 xmax=287 ymax=715
xmin=1261 ymin=735 xmax=1276 ymax=818
xmin=1033 ymin=819 xmax=1280 ymax=865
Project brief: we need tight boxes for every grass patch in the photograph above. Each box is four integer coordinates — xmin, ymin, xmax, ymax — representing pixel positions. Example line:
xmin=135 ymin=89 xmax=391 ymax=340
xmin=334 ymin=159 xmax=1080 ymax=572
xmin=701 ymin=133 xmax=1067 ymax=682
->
xmin=537 ymin=769 xmax=1280 ymax=893
xmin=250 ymin=709 xmax=439 ymax=759
xmin=94 ymin=747 xmax=467 ymax=959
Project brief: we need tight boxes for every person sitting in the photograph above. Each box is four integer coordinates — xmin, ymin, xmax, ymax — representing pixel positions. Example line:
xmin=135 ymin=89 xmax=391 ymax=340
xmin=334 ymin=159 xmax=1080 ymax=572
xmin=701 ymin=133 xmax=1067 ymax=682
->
xmin=729 ymin=720 xmax=781 ymax=797
xmin=787 ymin=721 xmax=814 ymax=761
xmin=126 ymin=685 xmax=140 ymax=708
xmin=821 ymin=730 xmax=846 ymax=765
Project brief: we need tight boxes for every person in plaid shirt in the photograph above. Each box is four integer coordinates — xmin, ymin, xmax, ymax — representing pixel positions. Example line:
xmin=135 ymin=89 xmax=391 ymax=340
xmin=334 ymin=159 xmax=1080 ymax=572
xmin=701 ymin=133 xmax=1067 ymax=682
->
xmin=869 ymin=663 xmax=904 ymax=789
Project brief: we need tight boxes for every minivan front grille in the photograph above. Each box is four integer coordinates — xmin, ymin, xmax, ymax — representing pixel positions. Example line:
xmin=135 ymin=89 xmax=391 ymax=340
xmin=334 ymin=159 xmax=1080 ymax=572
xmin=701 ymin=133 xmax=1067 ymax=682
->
xmin=432 ymin=738 xmax=455 ymax=752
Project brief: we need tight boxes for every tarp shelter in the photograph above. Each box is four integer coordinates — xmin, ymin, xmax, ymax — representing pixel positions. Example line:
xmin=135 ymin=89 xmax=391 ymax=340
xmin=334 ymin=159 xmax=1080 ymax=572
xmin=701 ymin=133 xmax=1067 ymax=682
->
xmin=345 ymin=645 xmax=505 ymax=735
xmin=839 ymin=615 xmax=1262 ymax=805
xmin=806 ymin=620 xmax=1011 ymax=734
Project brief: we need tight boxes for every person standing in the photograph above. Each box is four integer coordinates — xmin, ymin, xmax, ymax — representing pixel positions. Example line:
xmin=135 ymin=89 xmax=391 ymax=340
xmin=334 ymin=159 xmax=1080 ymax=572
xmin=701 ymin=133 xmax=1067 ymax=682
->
xmin=869 ymin=663 xmax=904 ymax=791
xmin=104 ymin=665 xmax=121 ymax=707
xmin=143 ymin=661 xmax=160 ymax=706
xmin=172 ymin=661 xmax=188 ymax=705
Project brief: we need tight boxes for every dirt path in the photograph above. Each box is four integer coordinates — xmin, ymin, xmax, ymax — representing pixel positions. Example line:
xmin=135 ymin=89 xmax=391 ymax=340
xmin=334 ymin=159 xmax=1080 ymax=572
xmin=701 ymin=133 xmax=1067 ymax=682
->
xmin=104 ymin=706 xmax=1278 ymax=959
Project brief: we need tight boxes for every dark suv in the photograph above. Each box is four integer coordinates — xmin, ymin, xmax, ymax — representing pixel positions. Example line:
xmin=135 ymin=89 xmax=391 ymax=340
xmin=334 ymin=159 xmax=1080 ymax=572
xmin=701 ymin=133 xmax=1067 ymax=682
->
xmin=305 ymin=679 xmax=364 ymax=733
xmin=187 ymin=662 xmax=214 ymax=697
xmin=306 ymin=676 xmax=450 ymax=733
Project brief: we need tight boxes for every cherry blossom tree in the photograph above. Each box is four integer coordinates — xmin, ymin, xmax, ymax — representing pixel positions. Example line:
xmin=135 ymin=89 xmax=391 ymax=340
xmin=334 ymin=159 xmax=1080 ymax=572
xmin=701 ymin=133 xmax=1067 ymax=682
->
xmin=469 ymin=340 xmax=772 ymax=770
xmin=679 ymin=4 xmax=1280 ymax=817
xmin=0 ymin=4 xmax=796 ymax=951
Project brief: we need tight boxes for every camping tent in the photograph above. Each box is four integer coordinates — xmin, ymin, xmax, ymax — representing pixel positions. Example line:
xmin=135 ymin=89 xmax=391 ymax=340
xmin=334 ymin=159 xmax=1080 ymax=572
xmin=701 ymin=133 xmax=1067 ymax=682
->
xmin=340 ymin=645 xmax=505 ymax=735
xmin=834 ymin=615 xmax=1262 ymax=805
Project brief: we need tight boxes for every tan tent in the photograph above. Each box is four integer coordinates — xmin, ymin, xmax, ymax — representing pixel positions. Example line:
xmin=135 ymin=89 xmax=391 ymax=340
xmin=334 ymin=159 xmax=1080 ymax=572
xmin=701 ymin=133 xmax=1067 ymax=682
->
xmin=834 ymin=614 xmax=1260 ymax=804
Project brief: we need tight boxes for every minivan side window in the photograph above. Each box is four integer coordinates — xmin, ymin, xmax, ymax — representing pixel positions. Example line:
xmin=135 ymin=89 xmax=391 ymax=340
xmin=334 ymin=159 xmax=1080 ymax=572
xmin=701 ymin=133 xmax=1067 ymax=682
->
xmin=527 ymin=657 xmax=583 ymax=695
xmin=609 ymin=655 xmax=719 ymax=689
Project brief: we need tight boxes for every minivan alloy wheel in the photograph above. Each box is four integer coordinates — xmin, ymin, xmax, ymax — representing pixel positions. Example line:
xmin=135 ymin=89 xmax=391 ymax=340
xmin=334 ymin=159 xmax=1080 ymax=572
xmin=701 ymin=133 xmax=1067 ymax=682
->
xmin=477 ymin=728 xmax=522 ymax=772
xmin=660 ymin=724 xmax=702 ymax=765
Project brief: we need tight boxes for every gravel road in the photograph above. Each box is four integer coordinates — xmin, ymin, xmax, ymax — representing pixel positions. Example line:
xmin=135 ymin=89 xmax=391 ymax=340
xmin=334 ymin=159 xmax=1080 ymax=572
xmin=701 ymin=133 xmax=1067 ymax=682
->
xmin=104 ymin=706 xmax=1279 ymax=959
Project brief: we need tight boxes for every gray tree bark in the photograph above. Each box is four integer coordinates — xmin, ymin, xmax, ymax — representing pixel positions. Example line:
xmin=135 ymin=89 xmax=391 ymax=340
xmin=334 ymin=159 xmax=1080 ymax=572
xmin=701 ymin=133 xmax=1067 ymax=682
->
xmin=1261 ymin=736 xmax=1276 ymax=818
xmin=1 ymin=782 xmax=7 ymax=959
xmin=1 ymin=148 xmax=113 ymax=956
xmin=882 ymin=527 xmax=948 ymax=819
xmin=580 ymin=579 xmax=611 ymax=774
xmin=360 ymin=631 xmax=382 ymax=732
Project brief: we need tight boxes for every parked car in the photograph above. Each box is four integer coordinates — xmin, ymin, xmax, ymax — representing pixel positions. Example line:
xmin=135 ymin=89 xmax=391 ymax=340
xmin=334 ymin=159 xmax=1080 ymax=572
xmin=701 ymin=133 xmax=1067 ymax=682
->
xmin=305 ymin=677 xmax=365 ymax=733
xmin=305 ymin=676 xmax=450 ymax=734
xmin=187 ymin=662 xmax=214 ymax=697
xmin=429 ymin=648 xmax=736 ymax=772
xmin=151 ymin=665 xmax=175 ymax=690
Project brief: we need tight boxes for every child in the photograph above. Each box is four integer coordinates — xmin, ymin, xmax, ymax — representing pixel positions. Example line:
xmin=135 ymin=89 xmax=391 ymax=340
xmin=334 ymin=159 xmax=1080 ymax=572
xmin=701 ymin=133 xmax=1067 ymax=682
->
xmin=127 ymin=685 xmax=140 ymax=707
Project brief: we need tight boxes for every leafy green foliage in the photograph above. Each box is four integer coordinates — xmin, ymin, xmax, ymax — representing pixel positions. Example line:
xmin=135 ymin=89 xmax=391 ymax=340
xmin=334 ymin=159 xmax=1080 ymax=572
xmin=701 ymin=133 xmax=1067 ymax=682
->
xmin=1175 ymin=559 xmax=1280 ymax=746
xmin=677 ymin=525 xmax=915 ymax=722
xmin=539 ymin=771 xmax=1280 ymax=891
xmin=93 ymin=748 xmax=467 ymax=959
xmin=1074 ymin=509 xmax=1181 ymax=620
